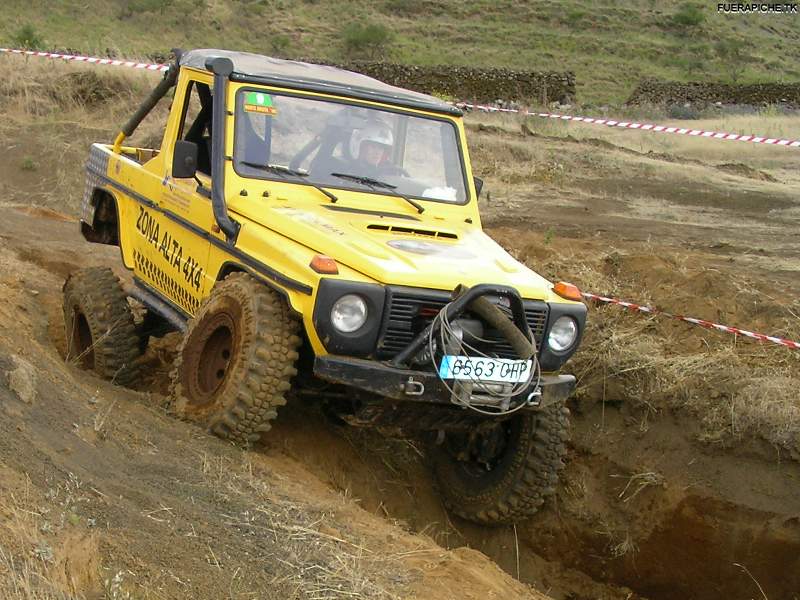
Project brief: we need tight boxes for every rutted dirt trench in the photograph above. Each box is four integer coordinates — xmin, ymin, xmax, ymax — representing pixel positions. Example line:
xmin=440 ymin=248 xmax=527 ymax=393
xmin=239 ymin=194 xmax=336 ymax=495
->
xmin=266 ymin=399 xmax=800 ymax=600
xmin=3 ymin=206 xmax=798 ymax=599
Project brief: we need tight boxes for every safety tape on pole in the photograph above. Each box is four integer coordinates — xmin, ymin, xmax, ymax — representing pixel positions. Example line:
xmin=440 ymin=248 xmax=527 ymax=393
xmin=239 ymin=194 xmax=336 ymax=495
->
xmin=0 ymin=48 xmax=168 ymax=72
xmin=582 ymin=291 xmax=800 ymax=350
xmin=456 ymin=102 xmax=800 ymax=149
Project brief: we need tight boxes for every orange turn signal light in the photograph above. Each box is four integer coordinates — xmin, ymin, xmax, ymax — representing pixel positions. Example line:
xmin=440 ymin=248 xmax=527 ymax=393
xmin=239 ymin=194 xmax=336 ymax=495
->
xmin=553 ymin=281 xmax=583 ymax=301
xmin=310 ymin=254 xmax=338 ymax=274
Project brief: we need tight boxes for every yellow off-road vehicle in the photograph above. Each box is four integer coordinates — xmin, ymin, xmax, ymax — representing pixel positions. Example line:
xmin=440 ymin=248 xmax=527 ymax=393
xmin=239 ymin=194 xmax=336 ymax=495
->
xmin=65 ymin=49 xmax=586 ymax=524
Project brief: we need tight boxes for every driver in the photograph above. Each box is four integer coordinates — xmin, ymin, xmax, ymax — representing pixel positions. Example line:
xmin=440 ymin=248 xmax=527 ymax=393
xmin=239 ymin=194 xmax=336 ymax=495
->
xmin=349 ymin=120 xmax=396 ymax=177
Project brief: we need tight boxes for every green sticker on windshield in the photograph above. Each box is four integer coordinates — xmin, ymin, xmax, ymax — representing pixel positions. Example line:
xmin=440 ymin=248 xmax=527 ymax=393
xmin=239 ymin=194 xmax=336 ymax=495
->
xmin=244 ymin=92 xmax=277 ymax=115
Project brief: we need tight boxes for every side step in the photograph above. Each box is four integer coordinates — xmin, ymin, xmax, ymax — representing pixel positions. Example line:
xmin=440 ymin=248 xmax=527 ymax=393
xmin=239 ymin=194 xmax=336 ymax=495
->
xmin=124 ymin=280 xmax=188 ymax=332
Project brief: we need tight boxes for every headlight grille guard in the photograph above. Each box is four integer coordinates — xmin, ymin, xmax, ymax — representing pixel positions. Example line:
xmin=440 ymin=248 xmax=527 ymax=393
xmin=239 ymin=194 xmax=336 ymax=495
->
xmin=388 ymin=283 xmax=533 ymax=368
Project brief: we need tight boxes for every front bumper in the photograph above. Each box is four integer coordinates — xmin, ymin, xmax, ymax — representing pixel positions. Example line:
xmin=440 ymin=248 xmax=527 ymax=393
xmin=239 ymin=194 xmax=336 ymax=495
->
xmin=313 ymin=354 xmax=575 ymax=410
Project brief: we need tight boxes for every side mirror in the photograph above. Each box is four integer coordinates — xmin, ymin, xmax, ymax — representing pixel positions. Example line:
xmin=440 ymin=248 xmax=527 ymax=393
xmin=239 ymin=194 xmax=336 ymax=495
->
xmin=172 ymin=140 xmax=198 ymax=178
xmin=473 ymin=176 xmax=484 ymax=198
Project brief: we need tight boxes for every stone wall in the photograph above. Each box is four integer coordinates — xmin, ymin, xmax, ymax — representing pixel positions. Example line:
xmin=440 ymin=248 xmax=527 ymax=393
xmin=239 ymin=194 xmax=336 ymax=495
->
xmin=304 ymin=59 xmax=576 ymax=104
xmin=627 ymin=79 xmax=800 ymax=108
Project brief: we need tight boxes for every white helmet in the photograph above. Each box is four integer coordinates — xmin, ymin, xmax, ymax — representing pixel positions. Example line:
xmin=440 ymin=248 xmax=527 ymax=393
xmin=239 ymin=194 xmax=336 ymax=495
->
xmin=349 ymin=120 xmax=393 ymax=159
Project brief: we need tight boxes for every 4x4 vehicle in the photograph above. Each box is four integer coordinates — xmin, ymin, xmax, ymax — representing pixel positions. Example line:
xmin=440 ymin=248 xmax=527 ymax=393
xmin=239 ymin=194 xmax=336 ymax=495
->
xmin=66 ymin=49 xmax=586 ymax=524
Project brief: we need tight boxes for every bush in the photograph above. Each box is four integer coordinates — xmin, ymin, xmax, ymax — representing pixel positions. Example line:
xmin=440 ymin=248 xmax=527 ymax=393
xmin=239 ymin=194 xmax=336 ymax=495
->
xmin=116 ymin=0 xmax=174 ymax=19
xmin=715 ymin=39 xmax=754 ymax=83
xmin=342 ymin=22 xmax=392 ymax=59
xmin=383 ymin=0 xmax=431 ymax=17
xmin=269 ymin=34 xmax=291 ymax=57
xmin=564 ymin=9 xmax=586 ymax=26
xmin=666 ymin=103 xmax=701 ymax=120
xmin=671 ymin=3 xmax=705 ymax=28
xmin=10 ymin=24 xmax=45 ymax=50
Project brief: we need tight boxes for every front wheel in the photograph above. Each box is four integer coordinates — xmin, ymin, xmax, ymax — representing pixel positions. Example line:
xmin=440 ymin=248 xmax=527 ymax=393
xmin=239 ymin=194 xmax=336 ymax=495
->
xmin=429 ymin=403 xmax=570 ymax=524
xmin=169 ymin=272 xmax=301 ymax=445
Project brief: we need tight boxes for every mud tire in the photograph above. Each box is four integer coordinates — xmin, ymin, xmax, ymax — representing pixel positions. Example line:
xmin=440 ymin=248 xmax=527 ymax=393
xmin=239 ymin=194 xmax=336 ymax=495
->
xmin=169 ymin=272 xmax=301 ymax=445
xmin=62 ymin=267 xmax=141 ymax=387
xmin=430 ymin=403 xmax=570 ymax=524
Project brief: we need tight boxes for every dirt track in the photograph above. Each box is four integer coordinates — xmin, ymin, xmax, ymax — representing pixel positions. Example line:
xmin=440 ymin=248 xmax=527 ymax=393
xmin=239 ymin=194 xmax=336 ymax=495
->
xmin=1 ymin=201 xmax=798 ymax=599
xmin=1 ymin=60 xmax=799 ymax=597
xmin=0 ymin=207 xmax=555 ymax=599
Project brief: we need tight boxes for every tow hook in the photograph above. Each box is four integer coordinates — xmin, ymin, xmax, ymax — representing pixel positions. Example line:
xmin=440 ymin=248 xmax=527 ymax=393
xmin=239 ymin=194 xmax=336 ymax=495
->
xmin=526 ymin=387 xmax=542 ymax=407
xmin=402 ymin=377 xmax=425 ymax=396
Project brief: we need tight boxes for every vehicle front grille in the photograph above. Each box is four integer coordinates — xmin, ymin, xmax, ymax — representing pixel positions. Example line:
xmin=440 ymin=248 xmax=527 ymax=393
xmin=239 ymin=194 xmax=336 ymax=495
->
xmin=375 ymin=287 xmax=549 ymax=360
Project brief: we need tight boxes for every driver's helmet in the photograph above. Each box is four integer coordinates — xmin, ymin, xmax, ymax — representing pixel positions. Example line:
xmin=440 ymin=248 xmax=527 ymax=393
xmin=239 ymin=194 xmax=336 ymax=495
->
xmin=349 ymin=120 xmax=394 ymax=164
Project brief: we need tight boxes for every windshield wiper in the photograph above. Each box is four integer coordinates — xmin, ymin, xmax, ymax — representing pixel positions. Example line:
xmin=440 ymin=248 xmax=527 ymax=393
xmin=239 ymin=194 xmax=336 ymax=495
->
xmin=330 ymin=172 xmax=424 ymax=214
xmin=241 ymin=161 xmax=338 ymax=203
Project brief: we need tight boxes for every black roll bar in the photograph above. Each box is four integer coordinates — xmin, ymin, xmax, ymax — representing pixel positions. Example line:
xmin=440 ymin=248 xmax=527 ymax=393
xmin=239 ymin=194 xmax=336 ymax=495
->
xmin=113 ymin=49 xmax=182 ymax=152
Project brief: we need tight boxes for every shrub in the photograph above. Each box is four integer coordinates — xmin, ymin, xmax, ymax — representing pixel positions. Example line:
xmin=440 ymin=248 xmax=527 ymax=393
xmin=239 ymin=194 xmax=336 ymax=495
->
xmin=564 ymin=9 xmax=586 ymax=26
xmin=10 ymin=24 xmax=45 ymax=50
xmin=715 ymin=39 xmax=754 ymax=82
xmin=384 ymin=0 xmax=429 ymax=17
xmin=342 ymin=22 xmax=392 ymax=60
xmin=666 ymin=103 xmax=701 ymax=120
xmin=270 ymin=34 xmax=291 ymax=57
xmin=671 ymin=3 xmax=705 ymax=28
xmin=117 ymin=0 xmax=174 ymax=19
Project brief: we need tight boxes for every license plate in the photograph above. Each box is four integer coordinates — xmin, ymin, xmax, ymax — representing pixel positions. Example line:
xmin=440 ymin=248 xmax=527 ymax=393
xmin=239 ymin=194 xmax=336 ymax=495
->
xmin=438 ymin=355 xmax=532 ymax=383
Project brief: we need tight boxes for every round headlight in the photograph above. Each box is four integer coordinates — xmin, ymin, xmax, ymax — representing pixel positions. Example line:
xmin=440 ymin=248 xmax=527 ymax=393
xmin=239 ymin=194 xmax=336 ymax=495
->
xmin=331 ymin=294 xmax=368 ymax=333
xmin=547 ymin=316 xmax=578 ymax=352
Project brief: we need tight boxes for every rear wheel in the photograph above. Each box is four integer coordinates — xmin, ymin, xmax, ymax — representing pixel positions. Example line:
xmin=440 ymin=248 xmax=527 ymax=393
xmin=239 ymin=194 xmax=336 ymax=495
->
xmin=429 ymin=403 xmax=569 ymax=524
xmin=62 ymin=267 xmax=141 ymax=386
xmin=169 ymin=272 xmax=301 ymax=445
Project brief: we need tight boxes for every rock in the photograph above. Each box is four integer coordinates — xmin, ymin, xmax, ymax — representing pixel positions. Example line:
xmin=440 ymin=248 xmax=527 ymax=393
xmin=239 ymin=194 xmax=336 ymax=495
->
xmin=299 ymin=58 xmax=577 ymax=104
xmin=627 ymin=78 xmax=800 ymax=109
xmin=6 ymin=354 xmax=37 ymax=404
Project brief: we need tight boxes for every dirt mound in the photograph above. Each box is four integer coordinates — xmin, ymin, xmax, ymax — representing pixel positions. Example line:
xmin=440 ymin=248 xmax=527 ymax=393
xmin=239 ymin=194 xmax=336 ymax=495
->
xmin=503 ymin=230 xmax=800 ymax=458
xmin=0 ymin=198 xmax=797 ymax=599
xmin=0 ymin=209 xmax=548 ymax=599
xmin=0 ymin=60 xmax=797 ymax=599
xmin=716 ymin=162 xmax=780 ymax=182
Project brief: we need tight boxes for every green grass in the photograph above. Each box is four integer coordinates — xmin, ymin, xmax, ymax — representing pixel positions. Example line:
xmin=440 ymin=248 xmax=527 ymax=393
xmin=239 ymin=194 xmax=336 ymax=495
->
xmin=1 ymin=0 xmax=799 ymax=104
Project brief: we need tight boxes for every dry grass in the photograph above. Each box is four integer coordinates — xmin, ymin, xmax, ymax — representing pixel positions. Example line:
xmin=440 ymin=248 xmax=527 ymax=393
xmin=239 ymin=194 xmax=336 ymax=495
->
xmin=612 ymin=471 xmax=665 ymax=504
xmin=551 ymin=254 xmax=799 ymax=456
xmin=0 ymin=474 xmax=101 ymax=600
xmin=0 ymin=54 xmax=156 ymax=120
xmin=572 ymin=306 xmax=800 ymax=453
xmin=468 ymin=110 xmax=800 ymax=184
xmin=0 ymin=54 xmax=167 ymax=214
xmin=195 ymin=453 xmax=415 ymax=599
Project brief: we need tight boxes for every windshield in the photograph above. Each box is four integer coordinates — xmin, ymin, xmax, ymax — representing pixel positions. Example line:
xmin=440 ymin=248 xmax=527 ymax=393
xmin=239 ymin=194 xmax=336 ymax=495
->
xmin=232 ymin=90 xmax=468 ymax=204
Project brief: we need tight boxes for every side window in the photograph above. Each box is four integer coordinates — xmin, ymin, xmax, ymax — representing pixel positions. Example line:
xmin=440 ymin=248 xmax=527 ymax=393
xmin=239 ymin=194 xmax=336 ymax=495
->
xmin=404 ymin=118 xmax=446 ymax=183
xmin=177 ymin=81 xmax=213 ymax=176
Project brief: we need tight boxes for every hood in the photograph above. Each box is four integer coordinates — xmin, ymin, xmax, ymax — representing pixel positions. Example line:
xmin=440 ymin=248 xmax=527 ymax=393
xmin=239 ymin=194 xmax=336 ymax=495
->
xmin=244 ymin=203 xmax=554 ymax=300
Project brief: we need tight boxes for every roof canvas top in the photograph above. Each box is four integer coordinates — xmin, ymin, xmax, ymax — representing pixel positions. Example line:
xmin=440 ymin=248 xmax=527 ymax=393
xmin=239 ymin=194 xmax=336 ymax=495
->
xmin=180 ymin=49 xmax=460 ymax=116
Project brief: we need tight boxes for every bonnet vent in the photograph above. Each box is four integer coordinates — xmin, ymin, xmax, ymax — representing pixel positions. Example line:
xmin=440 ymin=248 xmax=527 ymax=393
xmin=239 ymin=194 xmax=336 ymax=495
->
xmin=367 ymin=224 xmax=458 ymax=239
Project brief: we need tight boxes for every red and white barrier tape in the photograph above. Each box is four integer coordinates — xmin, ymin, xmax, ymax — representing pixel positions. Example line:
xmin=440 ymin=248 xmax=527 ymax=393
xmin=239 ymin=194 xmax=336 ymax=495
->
xmin=457 ymin=102 xmax=800 ymax=149
xmin=582 ymin=291 xmax=800 ymax=350
xmin=3 ymin=47 xmax=798 ymax=349
xmin=3 ymin=49 xmax=798 ymax=149
xmin=0 ymin=48 xmax=168 ymax=72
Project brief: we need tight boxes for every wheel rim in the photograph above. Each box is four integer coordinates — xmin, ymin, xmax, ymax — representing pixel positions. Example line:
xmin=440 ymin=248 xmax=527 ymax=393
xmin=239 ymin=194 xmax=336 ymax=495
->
xmin=70 ymin=308 xmax=95 ymax=370
xmin=187 ymin=312 xmax=238 ymax=406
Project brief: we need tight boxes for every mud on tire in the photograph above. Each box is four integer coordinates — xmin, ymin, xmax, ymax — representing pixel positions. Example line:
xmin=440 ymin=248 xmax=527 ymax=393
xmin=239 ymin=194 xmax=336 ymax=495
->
xmin=169 ymin=272 xmax=301 ymax=445
xmin=430 ymin=403 xmax=570 ymax=525
xmin=62 ymin=267 xmax=141 ymax=387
